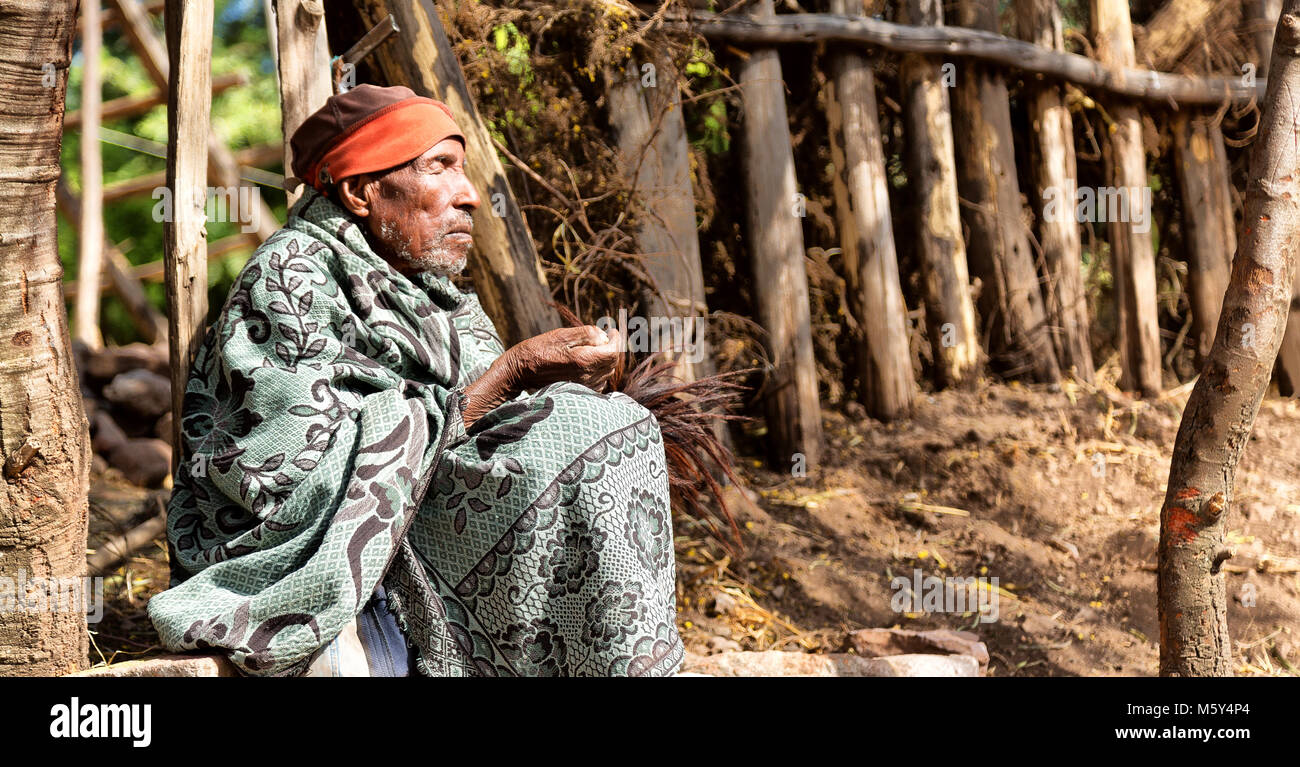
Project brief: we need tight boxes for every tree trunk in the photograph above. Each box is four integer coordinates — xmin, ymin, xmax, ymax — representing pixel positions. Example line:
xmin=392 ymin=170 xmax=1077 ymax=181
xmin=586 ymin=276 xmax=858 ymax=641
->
xmin=163 ymin=0 xmax=214 ymax=456
xmin=0 ymin=0 xmax=91 ymax=676
xmin=1093 ymin=0 xmax=1162 ymax=396
xmin=951 ymin=0 xmax=1060 ymax=383
xmin=273 ymin=0 xmax=333 ymax=207
xmin=896 ymin=0 xmax=980 ymax=389
xmin=825 ymin=0 xmax=915 ymax=418
xmin=338 ymin=0 xmax=559 ymax=347
xmin=1171 ymin=112 xmax=1235 ymax=366
xmin=1016 ymin=0 xmax=1094 ymax=383
xmin=604 ymin=53 xmax=716 ymax=385
xmin=74 ymin=0 xmax=104 ymax=350
xmin=737 ymin=0 xmax=823 ymax=467
xmin=1159 ymin=4 xmax=1300 ymax=677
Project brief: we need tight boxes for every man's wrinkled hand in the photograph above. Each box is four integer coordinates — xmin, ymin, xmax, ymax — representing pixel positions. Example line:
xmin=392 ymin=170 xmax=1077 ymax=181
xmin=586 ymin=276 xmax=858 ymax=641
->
xmin=501 ymin=325 xmax=620 ymax=392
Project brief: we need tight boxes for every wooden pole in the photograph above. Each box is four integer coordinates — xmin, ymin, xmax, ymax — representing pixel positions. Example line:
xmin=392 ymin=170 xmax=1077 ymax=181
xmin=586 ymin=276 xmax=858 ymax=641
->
xmin=74 ymin=0 xmax=104 ymax=349
xmin=272 ymin=0 xmax=332 ymax=207
xmin=1171 ymin=111 xmax=1235 ymax=366
xmin=658 ymin=10 xmax=1266 ymax=105
xmin=951 ymin=0 xmax=1060 ymax=383
xmin=825 ymin=0 xmax=915 ymax=418
xmin=1017 ymin=0 xmax=1094 ymax=382
xmin=162 ymin=0 xmax=213 ymax=460
xmin=604 ymin=53 xmax=716 ymax=384
xmin=737 ymin=0 xmax=823 ymax=467
xmin=1159 ymin=3 xmax=1300 ymax=677
xmin=1093 ymin=0 xmax=1162 ymax=397
xmin=343 ymin=0 xmax=559 ymax=347
xmin=897 ymin=0 xmax=980 ymax=389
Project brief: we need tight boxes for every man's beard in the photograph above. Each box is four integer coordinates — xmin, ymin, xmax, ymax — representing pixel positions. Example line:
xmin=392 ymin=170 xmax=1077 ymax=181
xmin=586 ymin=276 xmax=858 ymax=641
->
xmin=377 ymin=220 xmax=469 ymax=276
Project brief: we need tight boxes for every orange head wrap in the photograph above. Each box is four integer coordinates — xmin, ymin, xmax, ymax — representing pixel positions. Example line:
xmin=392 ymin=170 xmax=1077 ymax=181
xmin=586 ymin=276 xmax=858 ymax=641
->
xmin=290 ymin=84 xmax=465 ymax=193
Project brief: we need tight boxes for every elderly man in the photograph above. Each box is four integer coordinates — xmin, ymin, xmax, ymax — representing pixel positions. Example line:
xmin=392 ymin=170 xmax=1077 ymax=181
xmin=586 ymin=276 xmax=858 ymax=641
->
xmin=147 ymin=85 xmax=684 ymax=677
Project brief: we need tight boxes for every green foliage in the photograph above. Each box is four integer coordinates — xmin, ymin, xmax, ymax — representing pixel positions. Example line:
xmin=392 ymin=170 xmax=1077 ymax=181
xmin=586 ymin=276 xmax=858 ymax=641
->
xmin=683 ymin=43 xmax=730 ymax=156
xmin=60 ymin=0 xmax=286 ymax=344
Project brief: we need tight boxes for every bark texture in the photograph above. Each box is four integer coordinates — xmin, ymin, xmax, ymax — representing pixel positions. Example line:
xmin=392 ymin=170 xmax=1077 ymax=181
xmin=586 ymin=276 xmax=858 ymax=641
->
xmin=737 ymin=0 xmax=823 ymax=466
xmin=826 ymin=0 xmax=915 ymax=419
xmin=604 ymin=53 xmax=716 ymax=385
xmin=1016 ymin=0 xmax=1094 ymax=382
xmin=163 ymin=0 xmax=214 ymax=456
xmin=1171 ymin=112 xmax=1235 ymax=366
xmin=1158 ymin=4 xmax=1300 ymax=677
xmin=951 ymin=0 xmax=1060 ymax=383
xmin=1093 ymin=0 xmax=1162 ymax=396
xmin=0 ymin=0 xmax=91 ymax=676
xmin=897 ymin=0 xmax=980 ymax=389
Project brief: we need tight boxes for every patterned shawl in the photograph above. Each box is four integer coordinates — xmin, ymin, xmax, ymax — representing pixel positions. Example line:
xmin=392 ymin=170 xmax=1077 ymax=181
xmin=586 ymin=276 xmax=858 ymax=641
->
xmin=148 ymin=189 xmax=683 ymax=677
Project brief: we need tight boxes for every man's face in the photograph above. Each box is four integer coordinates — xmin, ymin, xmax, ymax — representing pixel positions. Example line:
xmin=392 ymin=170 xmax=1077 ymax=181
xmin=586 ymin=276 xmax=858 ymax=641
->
xmin=348 ymin=138 xmax=481 ymax=276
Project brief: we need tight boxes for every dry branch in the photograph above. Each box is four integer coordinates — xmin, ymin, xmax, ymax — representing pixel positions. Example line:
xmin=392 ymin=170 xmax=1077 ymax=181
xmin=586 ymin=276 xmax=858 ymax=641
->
xmin=659 ymin=10 xmax=1265 ymax=106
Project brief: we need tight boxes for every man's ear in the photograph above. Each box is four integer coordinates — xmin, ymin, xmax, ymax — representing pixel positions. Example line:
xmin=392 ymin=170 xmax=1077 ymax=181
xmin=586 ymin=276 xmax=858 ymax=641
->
xmin=336 ymin=175 xmax=374 ymax=218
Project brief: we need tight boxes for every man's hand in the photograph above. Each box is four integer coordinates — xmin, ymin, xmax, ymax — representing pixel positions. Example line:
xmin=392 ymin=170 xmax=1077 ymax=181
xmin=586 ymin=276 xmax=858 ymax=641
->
xmin=502 ymin=325 xmax=620 ymax=392
xmin=460 ymin=326 xmax=620 ymax=429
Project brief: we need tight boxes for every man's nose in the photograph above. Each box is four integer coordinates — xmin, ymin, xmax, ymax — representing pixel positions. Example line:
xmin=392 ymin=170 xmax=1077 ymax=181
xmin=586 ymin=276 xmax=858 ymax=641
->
xmin=455 ymin=173 xmax=481 ymax=212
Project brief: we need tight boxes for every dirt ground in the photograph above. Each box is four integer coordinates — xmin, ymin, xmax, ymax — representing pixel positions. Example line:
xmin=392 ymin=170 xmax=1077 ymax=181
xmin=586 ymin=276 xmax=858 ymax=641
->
xmin=89 ymin=380 xmax=1300 ymax=676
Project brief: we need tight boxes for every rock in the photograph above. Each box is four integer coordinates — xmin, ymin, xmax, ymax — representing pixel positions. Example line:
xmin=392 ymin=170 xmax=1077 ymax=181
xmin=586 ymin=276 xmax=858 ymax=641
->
xmin=846 ymin=628 xmax=990 ymax=673
xmin=108 ymin=438 xmax=172 ymax=487
xmin=81 ymin=343 xmax=169 ymax=382
xmin=770 ymin=584 xmax=785 ymax=600
xmin=1072 ymin=605 xmax=1101 ymax=624
xmin=1020 ymin=612 xmax=1063 ymax=637
xmin=682 ymin=650 xmax=980 ymax=677
xmin=91 ymin=411 xmax=127 ymax=455
xmin=709 ymin=591 xmax=739 ymax=617
xmin=103 ymin=369 xmax=171 ymax=419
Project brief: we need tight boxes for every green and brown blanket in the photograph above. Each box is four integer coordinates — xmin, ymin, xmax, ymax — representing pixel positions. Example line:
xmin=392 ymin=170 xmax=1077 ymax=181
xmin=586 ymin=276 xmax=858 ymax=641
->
xmin=147 ymin=189 xmax=683 ymax=677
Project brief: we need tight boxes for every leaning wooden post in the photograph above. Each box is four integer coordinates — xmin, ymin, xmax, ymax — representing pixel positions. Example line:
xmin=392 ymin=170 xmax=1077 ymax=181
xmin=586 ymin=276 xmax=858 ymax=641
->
xmin=951 ymin=0 xmax=1060 ymax=383
xmin=604 ymin=52 xmax=716 ymax=384
xmin=272 ymin=0 xmax=332 ymax=207
xmin=74 ymin=0 xmax=104 ymax=349
xmin=736 ymin=0 xmax=823 ymax=467
xmin=825 ymin=0 xmax=914 ymax=419
xmin=1091 ymin=0 xmax=1161 ymax=396
xmin=1171 ymin=112 xmax=1235 ymax=366
xmin=897 ymin=0 xmax=980 ymax=389
xmin=1016 ymin=0 xmax=1094 ymax=382
xmin=1159 ymin=5 xmax=1300 ymax=677
xmin=345 ymin=0 xmax=559 ymax=347
xmin=162 ymin=0 xmax=213 ymax=461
